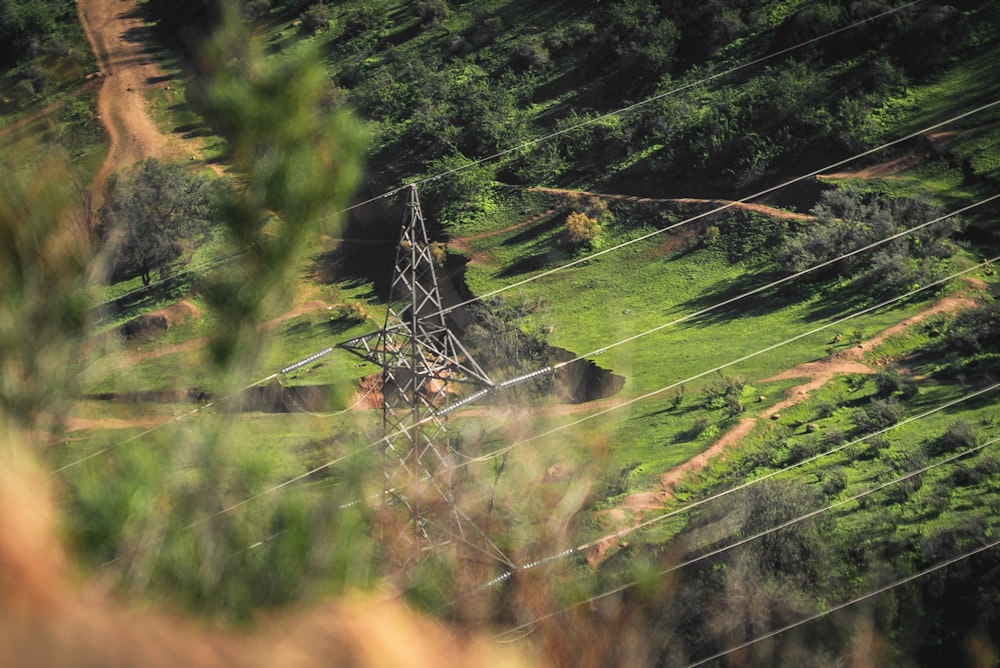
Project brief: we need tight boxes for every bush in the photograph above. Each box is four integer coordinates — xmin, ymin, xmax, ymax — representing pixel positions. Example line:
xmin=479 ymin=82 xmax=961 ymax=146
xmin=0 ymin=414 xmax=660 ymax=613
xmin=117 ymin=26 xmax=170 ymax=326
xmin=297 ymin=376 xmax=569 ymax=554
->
xmin=510 ymin=35 xmax=550 ymax=71
xmin=931 ymin=419 xmax=979 ymax=456
xmin=299 ymin=3 xmax=333 ymax=34
xmin=565 ymin=211 xmax=600 ymax=248
xmin=873 ymin=368 xmax=918 ymax=399
xmin=853 ymin=397 xmax=904 ymax=434
xmin=417 ymin=0 xmax=449 ymax=27
xmin=821 ymin=468 xmax=848 ymax=496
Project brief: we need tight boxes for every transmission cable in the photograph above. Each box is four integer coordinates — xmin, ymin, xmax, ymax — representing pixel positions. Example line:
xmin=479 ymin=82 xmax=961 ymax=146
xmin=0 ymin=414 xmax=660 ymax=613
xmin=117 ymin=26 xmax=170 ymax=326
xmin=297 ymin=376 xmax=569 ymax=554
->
xmin=478 ymin=378 xmax=1000 ymax=592
xmin=394 ymin=1 xmax=921 ymax=195
xmin=71 ymin=182 xmax=997 ymax=483
xmin=261 ymin=99 xmax=1000 ymax=378
xmin=442 ymin=192 xmax=1000 ymax=411
xmin=60 ymin=178 xmax=995 ymax=487
xmin=494 ymin=434 xmax=1000 ymax=645
xmin=452 ymin=252 xmax=1000 ymax=466
xmin=87 ymin=1 xmax=920 ymax=315
xmin=184 ymin=253 xmax=998 ymax=538
xmin=56 ymin=371 xmax=280 ymax=472
xmin=683 ymin=538 xmax=1000 ymax=667
xmin=437 ymin=97 xmax=1000 ymax=318
xmin=93 ymin=254 xmax=997 ymax=571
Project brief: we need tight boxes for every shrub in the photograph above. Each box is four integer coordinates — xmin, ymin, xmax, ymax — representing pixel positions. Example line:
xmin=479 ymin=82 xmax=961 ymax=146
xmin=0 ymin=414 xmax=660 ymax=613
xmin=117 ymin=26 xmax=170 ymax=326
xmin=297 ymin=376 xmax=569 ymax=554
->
xmin=510 ymin=35 xmax=550 ymax=71
xmin=300 ymin=3 xmax=333 ymax=34
xmin=417 ymin=0 xmax=449 ymax=26
xmin=821 ymin=468 xmax=848 ymax=496
xmin=565 ymin=211 xmax=600 ymax=248
xmin=873 ymin=368 xmax=918 ymax=399
xmin=931 ymin=419 xmax=979 ymax=456
xmin=853 ymin=397 xmax=904 ymax=434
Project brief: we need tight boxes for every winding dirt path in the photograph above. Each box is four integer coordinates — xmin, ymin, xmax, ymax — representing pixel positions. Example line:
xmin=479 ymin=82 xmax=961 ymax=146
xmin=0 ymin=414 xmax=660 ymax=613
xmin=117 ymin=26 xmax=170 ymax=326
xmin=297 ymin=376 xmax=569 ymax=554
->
xmin=585 ymin=293 xmax=981 ymax=566
xmin=76 ymin=0 xmax=189 ymax=199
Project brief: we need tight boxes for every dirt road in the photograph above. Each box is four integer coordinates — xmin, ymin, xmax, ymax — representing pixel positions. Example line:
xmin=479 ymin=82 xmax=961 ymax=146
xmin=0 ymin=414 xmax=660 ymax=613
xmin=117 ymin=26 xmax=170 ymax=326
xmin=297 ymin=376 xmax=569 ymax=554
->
xmin=586 ymin=293 xmax=981 ymax=566
xmin=76 ymin=0 xmax=187 ymax=199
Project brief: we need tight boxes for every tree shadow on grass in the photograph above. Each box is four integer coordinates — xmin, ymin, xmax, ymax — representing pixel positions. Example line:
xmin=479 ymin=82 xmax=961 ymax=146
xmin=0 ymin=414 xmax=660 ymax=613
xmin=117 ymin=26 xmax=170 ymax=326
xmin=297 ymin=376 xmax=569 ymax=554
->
xmin=501 ymin=210 xmax=565 ymax=246
xmin=672 ymin=267 xmax=804 ymax=328
xmin=496 ymin=252 xmax=552 ymax=278
xmin=93 ymin=274 xmax=192 ymax=325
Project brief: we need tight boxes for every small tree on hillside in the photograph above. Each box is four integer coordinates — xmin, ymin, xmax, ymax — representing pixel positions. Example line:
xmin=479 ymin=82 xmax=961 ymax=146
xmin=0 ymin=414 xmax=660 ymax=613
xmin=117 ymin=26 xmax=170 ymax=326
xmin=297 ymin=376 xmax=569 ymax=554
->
xmin=98 ymin=159 xmax=219 ymax=286
xmin=564 ymin=193 xmax=608 ymax=249
xmin=565 ymin=211 xmax=600 ymax=248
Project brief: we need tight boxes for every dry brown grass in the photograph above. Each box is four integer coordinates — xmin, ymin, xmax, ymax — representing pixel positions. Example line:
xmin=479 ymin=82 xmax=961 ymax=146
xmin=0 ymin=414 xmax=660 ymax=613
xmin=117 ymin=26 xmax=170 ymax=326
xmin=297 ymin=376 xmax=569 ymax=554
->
xmin=0 ymin=430 xmax=536 ymax=668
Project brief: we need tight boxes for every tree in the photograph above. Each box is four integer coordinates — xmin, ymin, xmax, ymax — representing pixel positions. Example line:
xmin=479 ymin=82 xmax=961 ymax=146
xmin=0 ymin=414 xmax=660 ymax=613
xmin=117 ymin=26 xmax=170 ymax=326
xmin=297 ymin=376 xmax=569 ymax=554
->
xmin=98 ymin=159 xmax=219 ymax=286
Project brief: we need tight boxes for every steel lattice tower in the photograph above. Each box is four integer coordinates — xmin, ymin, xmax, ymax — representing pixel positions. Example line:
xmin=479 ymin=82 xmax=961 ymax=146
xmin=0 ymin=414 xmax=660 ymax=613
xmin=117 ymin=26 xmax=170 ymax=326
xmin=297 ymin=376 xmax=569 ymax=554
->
xmin=339 ymin=185 xmax=494 ymax=554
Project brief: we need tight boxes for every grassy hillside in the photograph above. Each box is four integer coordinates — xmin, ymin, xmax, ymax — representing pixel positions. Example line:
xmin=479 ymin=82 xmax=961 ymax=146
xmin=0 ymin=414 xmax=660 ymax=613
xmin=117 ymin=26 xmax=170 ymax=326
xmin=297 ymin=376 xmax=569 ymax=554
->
xmin=5 ymin=0 xmax=1000 ymax=665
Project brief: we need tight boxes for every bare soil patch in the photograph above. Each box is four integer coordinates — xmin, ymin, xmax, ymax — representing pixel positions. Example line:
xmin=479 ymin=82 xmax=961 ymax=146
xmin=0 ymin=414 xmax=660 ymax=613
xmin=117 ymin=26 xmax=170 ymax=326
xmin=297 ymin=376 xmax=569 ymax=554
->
xmin=62 ymin=415 xmax=167 ymax=432
xmin=119 ymin=300 xmax=202 ymax=342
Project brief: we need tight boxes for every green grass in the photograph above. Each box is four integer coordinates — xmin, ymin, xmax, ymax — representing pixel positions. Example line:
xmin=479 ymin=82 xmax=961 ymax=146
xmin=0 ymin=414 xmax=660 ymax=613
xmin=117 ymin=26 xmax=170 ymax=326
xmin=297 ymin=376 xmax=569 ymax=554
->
xmin=865 ymin=11 xmax=1000 ymax=144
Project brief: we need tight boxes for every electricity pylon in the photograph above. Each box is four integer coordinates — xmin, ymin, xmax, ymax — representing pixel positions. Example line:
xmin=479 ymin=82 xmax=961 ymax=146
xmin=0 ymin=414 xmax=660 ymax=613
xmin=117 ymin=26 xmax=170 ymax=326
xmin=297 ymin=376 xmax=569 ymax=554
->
xmin=339 ymin=184 xmax=495 ymax=557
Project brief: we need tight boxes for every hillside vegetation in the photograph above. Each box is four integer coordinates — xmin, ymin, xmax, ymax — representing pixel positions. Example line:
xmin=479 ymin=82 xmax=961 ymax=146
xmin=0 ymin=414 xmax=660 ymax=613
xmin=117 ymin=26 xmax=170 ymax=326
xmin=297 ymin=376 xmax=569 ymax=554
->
xmin=3 ymin=0 xmax=1000 ymax=666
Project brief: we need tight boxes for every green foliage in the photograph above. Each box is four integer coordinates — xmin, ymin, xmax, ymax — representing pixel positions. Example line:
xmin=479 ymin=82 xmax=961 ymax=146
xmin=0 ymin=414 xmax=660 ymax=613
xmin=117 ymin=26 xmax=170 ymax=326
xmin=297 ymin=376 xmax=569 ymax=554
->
xmin=605 ymin=461 xmax=642 ymax=498
xmin=872 ymin=367 xmax=918 ymax=399
xmin=778 ymin=187 xmax=964 ymax=294
xmin=192 ymin=5 xmax=365 ymax=367
xmin=97 ymin=159 xmax=221 ymax=286
xmin=931 ymin=419 xmax=980 ymax=456
xmin=0 ymin=152 xmax=90 ymax=425
xmin=37 ymin=3 xmax=373 ymax=624
xmin=853 ymin=397 xmax=905 ymax=433
xmin=941 ymin=286 xmax=1000 ymax=355
xmin=593 ymin=0 xmax=680 ymax=98
xmin=416 ymin=0 xmax=449 ymax=28
xmin=0 ymin=0 xmax=72 ymax=68
xmin=464 ymin=296 xmax=552 ymax=398
xmin=299 ymin=3 xmax=334 ymax=35
xmin=820 ymin=467 xmax=848 ymax=496
xmin=709 ymin=210 xmax=793 ymax=264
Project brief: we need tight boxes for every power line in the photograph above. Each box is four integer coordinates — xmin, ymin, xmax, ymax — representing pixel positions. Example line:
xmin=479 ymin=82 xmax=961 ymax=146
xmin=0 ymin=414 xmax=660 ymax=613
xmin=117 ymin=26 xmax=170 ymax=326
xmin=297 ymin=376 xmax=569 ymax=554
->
xmin=396 ymin=1 xmax=922 ymax=194
xmin=481 ymin=381 xmax=1000 ymax=592
xmin=437 ymin=97 xmax=1000 ymax=318
xmin=494 ymin=434 xmax=1000 ymax=647
xmin=86 ymin=1 xmax=920 ymax=314
xmin=683 ymin=537 xmax=1000 ymax=667
xmin=86 ymin=252 xmax=997 ymax=575
xmin=60 ymin=183 xmax=997 ymax=506
xmin=444 ymin=192 xmax=1000 ymax=403
xmin=453 ymin=255 xmax=1000 ymax=468
xmin=55 ymin=372 xmax=279 ymax=472
xmin=187 ymin=254 xmax=998 ymax=540
xmin=256 ymin=98 xmax=1000 ymax=383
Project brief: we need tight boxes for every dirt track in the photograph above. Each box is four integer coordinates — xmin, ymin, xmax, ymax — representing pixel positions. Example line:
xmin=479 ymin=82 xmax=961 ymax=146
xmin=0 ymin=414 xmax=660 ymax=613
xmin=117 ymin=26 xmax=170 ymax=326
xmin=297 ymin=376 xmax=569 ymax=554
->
xmin=586 ymin=293 xmax=981 ymax=566
xmin=76 ymin=0 xmax=188 ymax=199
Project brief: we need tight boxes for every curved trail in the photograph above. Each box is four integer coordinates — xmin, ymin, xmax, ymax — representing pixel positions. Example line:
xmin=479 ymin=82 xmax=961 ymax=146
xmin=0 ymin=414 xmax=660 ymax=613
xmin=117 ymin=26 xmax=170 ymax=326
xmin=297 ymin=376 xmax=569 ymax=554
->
xmin=586 ymin=293 xmax=981 ymax=566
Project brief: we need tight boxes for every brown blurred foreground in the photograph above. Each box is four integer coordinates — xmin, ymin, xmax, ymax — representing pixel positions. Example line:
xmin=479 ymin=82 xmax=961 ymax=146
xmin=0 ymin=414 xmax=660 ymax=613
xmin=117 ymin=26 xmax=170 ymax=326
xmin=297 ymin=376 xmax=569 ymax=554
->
xmin=0 ymin=440 xmax=534 ymax=668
